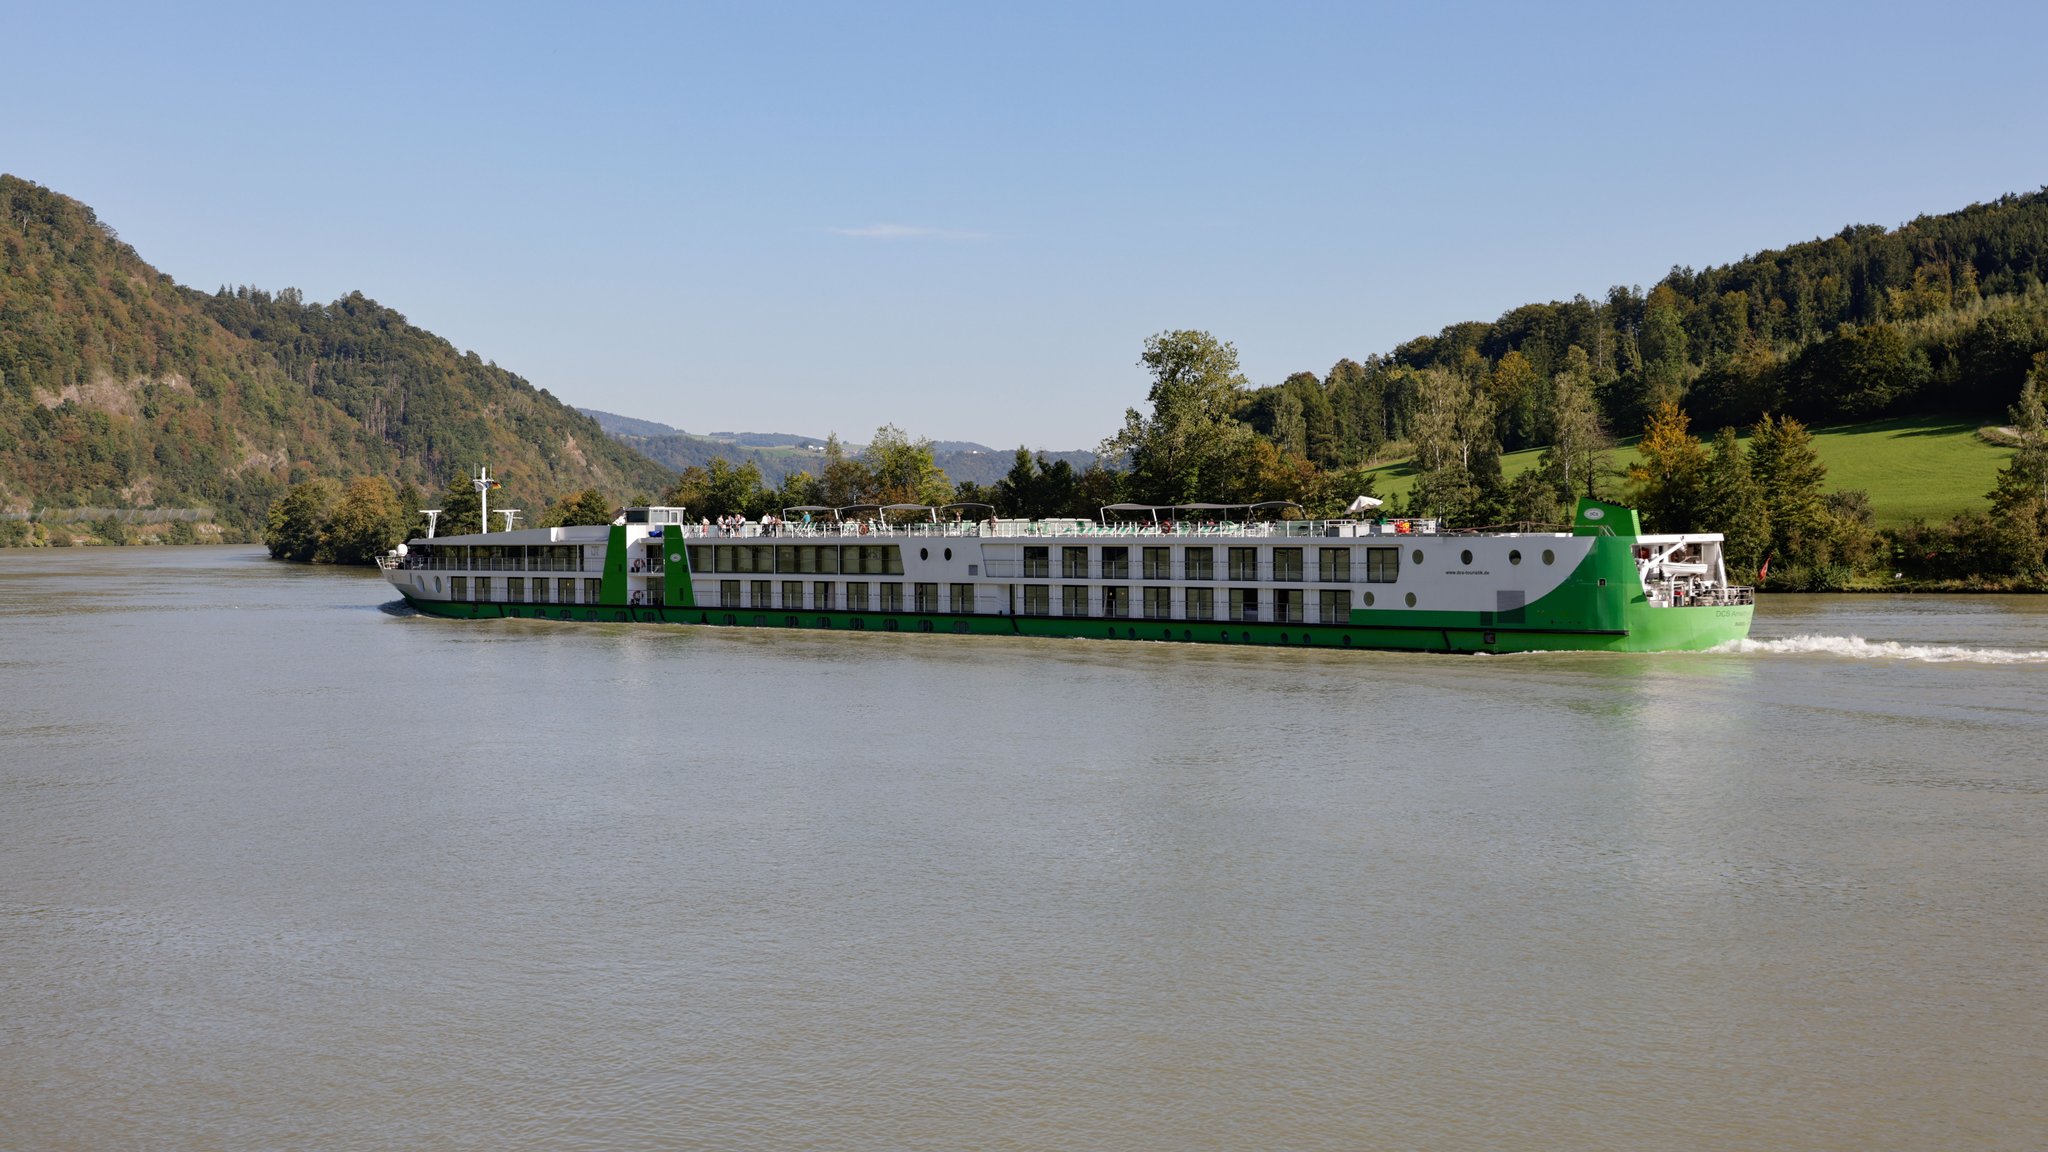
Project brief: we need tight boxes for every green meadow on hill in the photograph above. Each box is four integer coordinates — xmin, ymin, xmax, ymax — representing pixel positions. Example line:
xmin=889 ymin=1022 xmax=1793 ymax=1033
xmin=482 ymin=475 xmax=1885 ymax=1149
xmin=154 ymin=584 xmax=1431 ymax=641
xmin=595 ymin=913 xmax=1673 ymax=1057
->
xmin=1360 ymin=416 xmax=2013 ymax=528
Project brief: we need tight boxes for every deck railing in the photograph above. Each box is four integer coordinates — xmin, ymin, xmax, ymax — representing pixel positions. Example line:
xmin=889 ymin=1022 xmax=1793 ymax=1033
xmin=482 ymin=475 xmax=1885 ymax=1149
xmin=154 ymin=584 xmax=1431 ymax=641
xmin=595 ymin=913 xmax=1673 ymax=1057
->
xmin=666 ymin=517 xmax=1454 ymax=541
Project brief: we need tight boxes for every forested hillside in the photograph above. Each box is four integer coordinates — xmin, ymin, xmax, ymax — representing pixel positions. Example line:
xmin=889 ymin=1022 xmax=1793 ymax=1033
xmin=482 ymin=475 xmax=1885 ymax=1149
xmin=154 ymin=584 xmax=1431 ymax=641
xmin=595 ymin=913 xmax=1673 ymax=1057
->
xmin=1228 ymin=189 xmax=2048 ymax=475
xmin=0 ymin=174 xmax=671 ymax=542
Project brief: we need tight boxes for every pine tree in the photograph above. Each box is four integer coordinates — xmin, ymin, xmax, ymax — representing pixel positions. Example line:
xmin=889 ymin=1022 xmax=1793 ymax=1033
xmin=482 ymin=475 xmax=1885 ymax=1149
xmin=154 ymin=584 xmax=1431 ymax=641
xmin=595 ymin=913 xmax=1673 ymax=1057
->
xmin=1986 ymin=364 xmax=2048 ymax=577
xmin=1700 ymin=426 xmax=1770 ymax=579
xmin=1748 ymin=413 xmax=1829 ymax=566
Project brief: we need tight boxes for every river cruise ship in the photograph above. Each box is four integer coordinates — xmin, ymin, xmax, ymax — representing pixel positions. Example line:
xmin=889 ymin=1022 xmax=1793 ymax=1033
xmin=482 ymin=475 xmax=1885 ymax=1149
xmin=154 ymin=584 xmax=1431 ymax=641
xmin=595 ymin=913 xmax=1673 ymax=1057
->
xmin=378 ymin=496 xmax=1754 ymax=653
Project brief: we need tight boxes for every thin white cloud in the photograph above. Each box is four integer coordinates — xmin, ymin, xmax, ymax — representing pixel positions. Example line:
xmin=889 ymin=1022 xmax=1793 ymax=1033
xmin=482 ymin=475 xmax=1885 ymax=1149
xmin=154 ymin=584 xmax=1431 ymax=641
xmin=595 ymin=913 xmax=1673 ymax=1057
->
xmin=827 ymin=223 xmax=988 ymax=240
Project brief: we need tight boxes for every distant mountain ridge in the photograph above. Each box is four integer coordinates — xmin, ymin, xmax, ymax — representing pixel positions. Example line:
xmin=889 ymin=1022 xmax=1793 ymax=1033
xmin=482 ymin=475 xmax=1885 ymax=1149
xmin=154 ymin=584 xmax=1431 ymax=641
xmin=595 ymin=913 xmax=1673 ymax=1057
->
xmin=578 ymin=407 xmax=1090 ymax=486
xmin=0 ymin=174 xmax=674 ymax=539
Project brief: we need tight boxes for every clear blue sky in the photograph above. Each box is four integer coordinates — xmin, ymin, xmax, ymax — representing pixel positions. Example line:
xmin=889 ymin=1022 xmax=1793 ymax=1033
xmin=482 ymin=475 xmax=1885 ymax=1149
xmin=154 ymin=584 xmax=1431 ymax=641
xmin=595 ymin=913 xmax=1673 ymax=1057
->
xmin=8 ymin=1 xmax=2047 ymax=449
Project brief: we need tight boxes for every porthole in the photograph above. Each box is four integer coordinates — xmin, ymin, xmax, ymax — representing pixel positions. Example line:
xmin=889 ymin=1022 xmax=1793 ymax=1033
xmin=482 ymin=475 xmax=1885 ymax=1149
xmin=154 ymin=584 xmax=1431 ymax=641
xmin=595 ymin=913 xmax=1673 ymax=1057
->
xmin=1364 ymin=591 xmax=1375 ymax=607
xmin=1412 ymin=548 xmax=1424 ymax=565
xmin=1509 ymin=550 xmax=1522 ymax=565
xmin=1405 ymin=592 xmax=1417 ymax=607
xmin=1542 ymin=549 xmax=1555 ymax=565
xmin=1461 ymin=549 xmax=1473 ymax=566
xmin=920 ymin=547 xmax=929 ymax=561
xmin=1242 ymin=631 xmax=1252 ymax=643
xmin=944 ymin=548 xmax=952 ymax=561
xmin=1342 ymin=634 xmax=1352 ymax=646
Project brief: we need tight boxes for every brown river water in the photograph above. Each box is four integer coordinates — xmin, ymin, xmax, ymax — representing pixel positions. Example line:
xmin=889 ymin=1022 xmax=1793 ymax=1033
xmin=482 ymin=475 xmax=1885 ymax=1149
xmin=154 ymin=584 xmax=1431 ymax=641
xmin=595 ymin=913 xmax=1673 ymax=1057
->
xmin=2 ymin=546 xmax=2045 ymax=1150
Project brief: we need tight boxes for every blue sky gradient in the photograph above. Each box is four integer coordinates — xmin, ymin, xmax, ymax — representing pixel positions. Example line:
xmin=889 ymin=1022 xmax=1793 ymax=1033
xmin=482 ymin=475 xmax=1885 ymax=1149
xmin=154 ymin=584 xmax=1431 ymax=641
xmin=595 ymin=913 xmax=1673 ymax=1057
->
xmin=8 ymin=1 xmax=2047 ymax=447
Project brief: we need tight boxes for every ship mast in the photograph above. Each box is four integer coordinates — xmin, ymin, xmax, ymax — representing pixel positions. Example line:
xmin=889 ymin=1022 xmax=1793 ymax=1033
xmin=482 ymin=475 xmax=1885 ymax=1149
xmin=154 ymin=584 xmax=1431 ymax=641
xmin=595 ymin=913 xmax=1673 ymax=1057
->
xmin=472 ymin=467 xmax=498 ymax=534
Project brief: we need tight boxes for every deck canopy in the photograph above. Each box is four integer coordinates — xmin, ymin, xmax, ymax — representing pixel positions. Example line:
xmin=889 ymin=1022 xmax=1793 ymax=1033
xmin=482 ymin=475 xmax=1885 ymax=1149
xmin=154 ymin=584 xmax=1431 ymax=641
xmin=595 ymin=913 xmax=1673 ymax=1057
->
xmin=781 ymin=505 xmax=838 ymax=520
xmin=1102 ymin=500 xmax=1308 ymax=521
xmin=939 ymin=502 xmax=995 ymax=521
xmin=838 ymin=503 xmax=943 ymax=522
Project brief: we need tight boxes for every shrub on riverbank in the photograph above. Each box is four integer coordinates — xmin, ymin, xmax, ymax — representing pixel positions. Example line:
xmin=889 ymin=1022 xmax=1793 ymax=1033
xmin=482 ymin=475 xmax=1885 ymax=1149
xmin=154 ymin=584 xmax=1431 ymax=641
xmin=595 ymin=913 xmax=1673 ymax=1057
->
xmin=265 ymin=477 xmax=416 ymax=566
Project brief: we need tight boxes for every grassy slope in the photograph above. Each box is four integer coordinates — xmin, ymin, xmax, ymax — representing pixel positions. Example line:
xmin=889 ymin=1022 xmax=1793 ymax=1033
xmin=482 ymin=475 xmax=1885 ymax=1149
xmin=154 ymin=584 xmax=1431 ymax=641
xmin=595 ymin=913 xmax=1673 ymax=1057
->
xmin=1360 ymin=416 xmax=2012 ymax=527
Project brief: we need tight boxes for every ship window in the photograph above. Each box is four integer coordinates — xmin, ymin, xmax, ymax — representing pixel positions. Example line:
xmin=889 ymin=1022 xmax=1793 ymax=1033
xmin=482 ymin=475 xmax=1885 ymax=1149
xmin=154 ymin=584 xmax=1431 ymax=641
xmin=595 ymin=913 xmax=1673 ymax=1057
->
xmin=782 ymin=580 xmax=803 ymax=608
xmin=1318 ymin=547 xmax=1351 ymax=582
xmin=1411 ymin=549 xmax=1424 ymax=565
xmin=720 ymin=579 xmax=741 ymax=607
xmin=751 ymin=580 xmax=771 ymax=607
xmin=1365 ymin=547 xmax=1400 ymax=583
xmin=944 ymin=548 xmax=952 ymax=561
xmin=1022 ymin=584 xmax=1049 ymax=616
xmin=1363 ymin=591 xmax=1374 ymax=607
xmin=815 ymin=546 xmax=838 ymax=574
xmin=1461 ymin=549 xmax=1473 ymax=566
xmin=777 ymin=545 xmax=798 ymax=572
xmin=1185 ymin=586 xmax=1214 ymax=620
xmin=584 ymin=578 xmax=602 ymax=604
xmin=1273 ymin=548 xmax=1303 ymax=581
xmin=879 ymin=582 xmax=905 ymax=612
xmin=1405 ymin=592 xmax=1417 ymax=607
xmin=1509 ymin=550 xmax=1522 ymax=565
xmin=920 ymin=547 xmax=929 ymax=561
xmin=1320 ymin=589 xmax=1351 ymax=621
xmin=1023 ymin=547 xmax=1049 ymax=578
xmin=1062 ymin=547 xmax=1089 ymax=579
xmin=914 ymin=583 xmax=939 ymax=613
xmin=1229 ymin=587 xmax=1259 ymax=622
xmin=1100 ymin=547 xmax=1129 ymax=580
xmin=1142 ymin=547 xmax=1170 ymax=580
xmin=814 ymin=581 xmax=835 ymax=610
xmin=950 ymin=583 xmax=974 ymax=613
xmin=1102 ymin=586 xmax=1130 ymax=617
xmin=1184 ymin=547 xmax=1214 ymax=581
xmin=1061 ymin=585 xmax=1089 ymax=616
xmin=1228 ymin=548 xmax=1258 ymax=581
xmin=1543 ymin=549 xmax=1556 ymax=565
xmin=1274 ymin=588 xmax=1303 ymax=622
xmin=558 ymin=578 xmax=576 ymax=603
xmin=1142 ymin=586 xmax=1171 ymax=619
xmin=846 ymin=582 xmax=870 ymax=611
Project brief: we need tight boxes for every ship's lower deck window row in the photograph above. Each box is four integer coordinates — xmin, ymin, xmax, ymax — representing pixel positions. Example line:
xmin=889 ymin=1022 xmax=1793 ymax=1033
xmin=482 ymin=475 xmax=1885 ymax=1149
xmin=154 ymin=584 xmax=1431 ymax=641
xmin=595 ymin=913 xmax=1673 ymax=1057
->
xmin=425 ymin=575 xmax=1358 ymax=620
xmin=433 ymin=576 xmax=606 ymax=603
